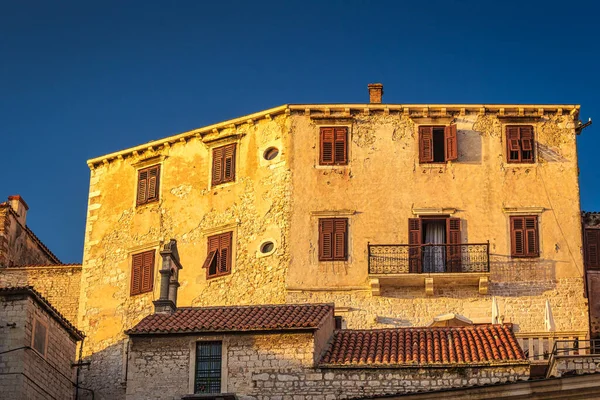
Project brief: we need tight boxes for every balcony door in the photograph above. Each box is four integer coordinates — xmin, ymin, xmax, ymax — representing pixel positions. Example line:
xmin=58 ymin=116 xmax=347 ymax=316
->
xmin=408 ymin=217 xmax=462 ymax=273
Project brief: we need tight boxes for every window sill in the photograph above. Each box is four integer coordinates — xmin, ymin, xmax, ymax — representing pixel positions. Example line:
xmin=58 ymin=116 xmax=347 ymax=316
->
xmin=210 ymin=180 xmax=237 ymax=191
xmin=135 ymin=200 xmax=160 ymax=210
xmin=206 ymin=271 xmax=232 ymax=281
xmin=315 ymin=164 xmax=349 ymax=169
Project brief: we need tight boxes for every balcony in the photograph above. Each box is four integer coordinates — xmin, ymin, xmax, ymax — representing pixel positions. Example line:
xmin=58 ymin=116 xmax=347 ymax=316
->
xmin=368 ymin=243 xmax=490 ymax=295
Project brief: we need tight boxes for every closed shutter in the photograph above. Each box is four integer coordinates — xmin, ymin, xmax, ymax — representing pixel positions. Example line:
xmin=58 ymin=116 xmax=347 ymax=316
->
xmin=131 ymin=252 xmax=144 ymax=295
xmin=419 ymin=127 xmax=434 ymax=163
xmin=219 ymin=232 xmax=232 ymax=273
xmin=147 ymin=165 xmax=160 ymax=202
xmin=511 ymin=216 xmax=539 ymax=257
xmin=320 ymin=128 xmax=335 ymax=165
xmin=137 ymin=169 xmax=148 ymax=205
xmin=141 ymin=250 xmax=155 ymax=293
xmin=334 ymin=127 xmax=348 ymax=164
xmin=319 ymin=219 xmax=334 ymax=261
xmin=520 ymin=126 xmax=534 ymax=162
xmin=507 ymin=126 xmax=521 ymax=162
xmin=524 ymin=216 xmax=539 ymax=256
xmin=446 ymin=218 xmax=462 ymax=272
xmin=223 ymin=144 xmax=236 ymax=183
xmin=212 ymin=146 xmax=224 ymax=185
xmin=333 ymin=219 xmax=347 ymax=260
xmin=585 ymin=229 xmax=600 ymax=269
xmin=444 ymin=125 xmax=458 ymax=161
xmin=408 ymin=218 xmax=422 ymax=273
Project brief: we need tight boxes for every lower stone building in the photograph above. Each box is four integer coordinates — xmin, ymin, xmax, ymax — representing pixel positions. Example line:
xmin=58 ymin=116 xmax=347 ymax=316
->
xmin=124 ymin=299 xmax=528 ymax=400
xmin=0 ymin=286 xmax=85 ymax=400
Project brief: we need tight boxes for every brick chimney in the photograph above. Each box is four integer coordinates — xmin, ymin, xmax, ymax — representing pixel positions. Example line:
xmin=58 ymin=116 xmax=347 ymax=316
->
xmin=153 ymin=239 xmax=183 ymax=314
xmin=8 ymin=195 xmax=29 ymax=226
xmin=368 ymin=83 xmax=384 ymax=104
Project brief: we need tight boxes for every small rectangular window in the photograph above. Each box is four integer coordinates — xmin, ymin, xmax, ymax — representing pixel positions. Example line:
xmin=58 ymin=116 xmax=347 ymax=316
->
xmin=136 ymin=165 xmax=160 ymax=205
xmin=32 ymin=319 xmax=48 ymax=357
xmin=320 ymin=127 xmax=348 ymax=165
xmin=212 ymin=144 xmax=236 ymax=186
xmin=510 ymin=216 xmax=539 ymax=257
xmin=584 ymin=229 xmax=600 ymax=270
xmin=203 ymin=232 xmax=233 ymax=278
xmin=194 ymin=341 xmax=222 ymax=394
xmin=419 ymin=125 xmax=458 ymax=163
xmin=319 ymin=218 xmax=348 ymax=261
xmin=506 ymin=126 xmax=535 ymax=163
xmin=131 ymin=250 xmax=155 ymax=295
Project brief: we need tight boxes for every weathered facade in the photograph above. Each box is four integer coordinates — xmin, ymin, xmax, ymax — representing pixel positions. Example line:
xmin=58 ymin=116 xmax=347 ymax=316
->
xmin=0 ymin=286 xmax=84 ymax=400
xmin=79 ymin=85 xmax=590 ymax=399
xmin=0 ymin=195 xmax=61 ymax=267
xmin=582 ymin=211 xmax=600 ymax=339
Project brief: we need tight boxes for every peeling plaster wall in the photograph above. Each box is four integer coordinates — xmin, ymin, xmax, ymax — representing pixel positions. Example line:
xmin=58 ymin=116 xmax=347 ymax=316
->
xmin=286 ymin=112 xmax=588 ymax=334
xmin=78 ymin=115 xmax=292 ymax=399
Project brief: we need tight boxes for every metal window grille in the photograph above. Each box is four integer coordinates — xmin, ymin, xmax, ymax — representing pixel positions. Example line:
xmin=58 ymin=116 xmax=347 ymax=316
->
xmin=195 ymin=341 xmax=222 ymax=394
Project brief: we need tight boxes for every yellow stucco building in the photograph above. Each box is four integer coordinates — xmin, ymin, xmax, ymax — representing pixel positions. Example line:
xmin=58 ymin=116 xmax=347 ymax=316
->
xmin=79 ymin=84 xmax=589 ymax=399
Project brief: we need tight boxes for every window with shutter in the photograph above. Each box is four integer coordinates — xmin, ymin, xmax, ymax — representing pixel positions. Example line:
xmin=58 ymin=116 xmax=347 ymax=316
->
xmin=137 ymin=165 xmax=161 ymax=206
xmin=446 ymin=218 xmax=462 ymax=272
xmin=212 ymin=144 xmax=236 ymax=186
xmin=510 ymin=216 xmax=539 ymax=257
xmin=204 ymin=232 xmax=233 ymax=278
xmin=131 ymin=250 xmax=155 ymax=296
xmin=506 ymin=126 xmax=535 ymax=163
xmin=584 ymin=229 xmax=600 ymax=270
xmin=419 ymin=125 xmax=458 ymax=163
xmin=319 ymin=218 xmax=348 ymax=261
xmin=320 ymin=127 xmax=348 ymax=165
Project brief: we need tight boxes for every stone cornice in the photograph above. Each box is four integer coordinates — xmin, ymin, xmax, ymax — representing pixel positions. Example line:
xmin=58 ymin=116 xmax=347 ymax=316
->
xmin=87 ymin=103 xmax=580 ymax=169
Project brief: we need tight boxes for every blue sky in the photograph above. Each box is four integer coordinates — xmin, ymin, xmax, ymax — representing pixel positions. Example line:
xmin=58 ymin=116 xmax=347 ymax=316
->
xmin=1 ymin=0 xmax=599 ymax=263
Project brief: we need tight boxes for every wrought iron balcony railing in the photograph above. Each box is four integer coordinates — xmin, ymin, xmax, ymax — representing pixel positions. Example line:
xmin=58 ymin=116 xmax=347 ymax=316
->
xmin=368 ymin=243 xmax=490 ymax=274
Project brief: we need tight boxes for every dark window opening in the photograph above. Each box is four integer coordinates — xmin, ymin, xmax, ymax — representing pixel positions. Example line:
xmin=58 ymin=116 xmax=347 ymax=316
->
xmin=334 ymin=316 xmax=343 ymax=330
xmin=203 ymin=232 xmax=233 ymax=278
xmin=32 ymin=319 xmax=47 ymax=357
xmin=195 ymin=341 xmax=222 ymax=394
xmin=432 ymin=127 xmax=446 ymax=163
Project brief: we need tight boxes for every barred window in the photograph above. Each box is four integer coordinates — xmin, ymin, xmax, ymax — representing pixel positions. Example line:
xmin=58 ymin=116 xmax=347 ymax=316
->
xmin=194 ymin=341 xmax=222 ymax=394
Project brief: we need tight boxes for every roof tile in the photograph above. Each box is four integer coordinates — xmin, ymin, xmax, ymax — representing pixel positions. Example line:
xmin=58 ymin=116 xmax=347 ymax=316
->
xmin=320 ymin=325 xmax=525 ymax=367
xmin=126 ymin=303 xmax=333 ymax=335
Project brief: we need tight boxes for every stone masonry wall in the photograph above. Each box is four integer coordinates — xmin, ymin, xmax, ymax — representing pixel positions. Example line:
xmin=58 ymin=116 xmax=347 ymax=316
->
xmin=80 ymin=114 xmax=293 ymax=399
xmin=0 ymin=294 xmax=79 ymax=400
xmin=0 ymin=205 xmax=61 ymax=267
xmin=0 ymin=265 xmax=82 ymax=323
xmin=0 ymin=294 xmax=27 ymax=400
xmin=125 ymin=332 xmax=528 ymax=400
xmin=548 ymin=354 xmax=600 ymax=377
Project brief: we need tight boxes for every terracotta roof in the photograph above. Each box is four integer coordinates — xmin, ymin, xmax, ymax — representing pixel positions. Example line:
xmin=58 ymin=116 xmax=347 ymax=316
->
xmin=126 ymin=303 xmax=334 ymax=335
xmin=0 ymin=286 xmax=84 ymax=340
xmin=320 ymin=324 xmax=526 ymax=367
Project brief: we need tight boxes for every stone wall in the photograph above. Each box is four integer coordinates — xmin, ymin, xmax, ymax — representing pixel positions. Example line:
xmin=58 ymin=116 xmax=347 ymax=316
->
xmin=0 ymin=293 xmax=79 ymax=400
xmin=0 ymin=265 xmax=82 ymax=323
xmin=125 ymin=332 xmax=528 ymax=400
xmin=547 ymin=354 xmax=600 ymax=377
xmin=0 ymin=204 xmax=61 ymax=267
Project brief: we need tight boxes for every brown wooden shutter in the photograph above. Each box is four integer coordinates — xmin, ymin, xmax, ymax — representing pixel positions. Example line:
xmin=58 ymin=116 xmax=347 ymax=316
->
xmin=419 ymin=127 xmax=434 ymax=163
xmin=205 ymin=235 xmax=221 ymax=276
xmin=140 ymin=250 xmax=155 ymax=293
xmin=137 ymin=169 xmax=148 ymax=205
xmin=131 ymin=252 xmax=144 ymax=295
xmin=334 ymin=127 xmax=348 ymax=165
xmin=223 ymin=144 xmax=236 ymax=182
xmin=585 ymin=229 xmax=600 ymax=269
xmin=510 ymin=217 xmax=525 ymax=256
xmin=212 ymin=146 xmax=224 ymax=185
xmin=147 ymin=165 xmax=160 ymax=202
xmin=333 ymin=218 xmax=348 ymax=260
xmin=320 ymin=128 xmax=334 ymax=165
xmin=507 ymin=126 xmax=521 ymax=162
xmin=219 ymin=232 xmax=232 ymax=273
xmin=444 ymin=125 xmax=458 ymax=162
xmin=524 ymin=216 xmax=539 ymax=257
xmin=319 ymin=219 xmax=334 ymax=261
xmin=520 ymin=126 xmax=534 ymax=162
xmin=446 ymin=218 xmax=462 ymax=272
xmin=408 ymin=218 xmax=422 ymax=273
